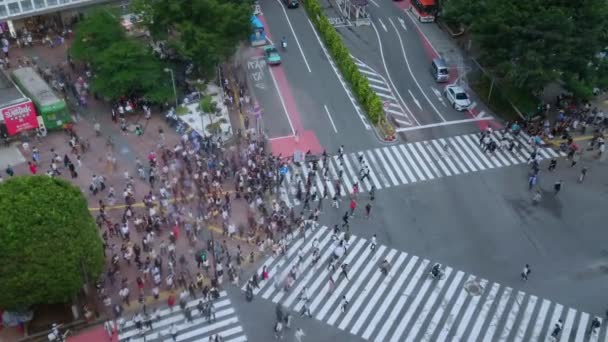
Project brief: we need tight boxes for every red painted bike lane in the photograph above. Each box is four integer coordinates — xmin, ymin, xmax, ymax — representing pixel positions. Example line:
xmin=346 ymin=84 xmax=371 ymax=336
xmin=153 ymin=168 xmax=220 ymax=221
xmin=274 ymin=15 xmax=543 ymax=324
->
xmin=257 ymin=15 xmax=324 ymax=157
xmin=393 ymin=1 xmax=502 ymax=131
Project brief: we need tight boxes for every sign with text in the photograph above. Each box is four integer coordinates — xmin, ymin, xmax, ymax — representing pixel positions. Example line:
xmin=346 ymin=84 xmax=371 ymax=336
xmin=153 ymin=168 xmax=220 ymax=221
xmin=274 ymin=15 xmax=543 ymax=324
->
xmin=1 ymin=101 xmax=39 ymax=135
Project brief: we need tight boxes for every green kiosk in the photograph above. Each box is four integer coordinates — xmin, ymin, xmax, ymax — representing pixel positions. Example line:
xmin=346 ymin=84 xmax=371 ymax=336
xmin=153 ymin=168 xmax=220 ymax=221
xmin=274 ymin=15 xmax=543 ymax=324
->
xmin=11 ymin=67 xmax=71 ymax=130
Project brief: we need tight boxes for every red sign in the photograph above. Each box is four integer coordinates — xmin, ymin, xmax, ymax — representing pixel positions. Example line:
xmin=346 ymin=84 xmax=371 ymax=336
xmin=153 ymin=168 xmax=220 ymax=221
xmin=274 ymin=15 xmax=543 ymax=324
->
xmin=1 ymin=101 xmax=38 ymax=136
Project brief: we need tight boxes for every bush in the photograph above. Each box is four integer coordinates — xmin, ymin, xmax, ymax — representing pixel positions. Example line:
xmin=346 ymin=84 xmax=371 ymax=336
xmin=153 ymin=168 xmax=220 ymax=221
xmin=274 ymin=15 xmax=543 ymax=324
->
xmin=301 ymin=0 xmax=383 ymax=127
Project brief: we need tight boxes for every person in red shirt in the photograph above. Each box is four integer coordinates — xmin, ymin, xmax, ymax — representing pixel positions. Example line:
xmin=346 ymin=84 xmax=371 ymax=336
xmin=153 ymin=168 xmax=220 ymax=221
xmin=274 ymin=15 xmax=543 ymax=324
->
xmin=167 ymin=292 xmax=176 ymax=311
xmin=349 ymin=199 xmax=357 ymax=216
xmin=172 ymin=223 xmax=179 ymax=241
xmin=28 ymin=161 xmax=36 ymax=174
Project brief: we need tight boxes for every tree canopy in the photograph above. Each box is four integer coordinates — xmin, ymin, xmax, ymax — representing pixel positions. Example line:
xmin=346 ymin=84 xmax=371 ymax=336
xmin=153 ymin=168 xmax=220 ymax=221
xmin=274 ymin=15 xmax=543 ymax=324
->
xmin=0 ymin=176 xmax=104 ymax=310
xmin=70 ymin=9 xmax=173 ymax=103
xmin=132 ymin=0 xmax=253 ymax=78
xmin=443 ymin=0 xmax=608 ymax=97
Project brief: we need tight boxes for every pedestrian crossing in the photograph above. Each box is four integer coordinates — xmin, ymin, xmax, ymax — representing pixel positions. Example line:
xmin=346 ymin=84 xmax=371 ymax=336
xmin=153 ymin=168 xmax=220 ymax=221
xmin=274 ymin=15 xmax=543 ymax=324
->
xmin=245 ymin=226 xmax=608 ymax=342
xmin=352 ymin=56 xmax=414 ymax=127
xmin=117 ymin=291 xmax=247 ymax=342
xmin=278 ymin=131 xmax=566 ymax=207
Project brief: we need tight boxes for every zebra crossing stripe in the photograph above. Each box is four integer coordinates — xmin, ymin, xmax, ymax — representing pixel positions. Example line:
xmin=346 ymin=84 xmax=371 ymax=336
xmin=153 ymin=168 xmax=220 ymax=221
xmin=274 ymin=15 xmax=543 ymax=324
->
xmin=528 ymin=299 xmax=551 ymax=341
xmin=466 ymin=282 xmax=501 ymax=341
xmin=588 ymin=317 xmax=602 ymax=342
xmin=358 ymin=152 xmax=383 ymax=189
xmin=328 ymin=157 xmax=344 ymax=195
xmin=442 ymin=137 xmax=475 ymax=172
xmin=389 ymin=145 xmax=417 ymax=182
xmin=370 ymin=83 xmax=391 ymax=92
xmin=483 ymin=287 xmax=514 ymax=340
xmin=359 ymin=68 xmax=380 ymax=77
xmin=293 ymin=234 xmax=354 ymax=312
xmin=413 ymin=142 xmax=444 ymax=177
xmin=461 ymin=134 xmax=497 ymax=168
xmin=352 ymin=252 xmax=408 ymax=336
xmin=373 ymin=148 xmax=400 ymax=186
xmin=406 ymin=270 xmax=464 ymax=342
xmin=334 ymin=156 xmax=354 ymax=194
xmin=574 ymin=312 xmax=590 ymax=341
xmin=339 ymin=249 xmax=399 ymax=331
xmin=499 ymin=291 xmax=525 ymax=341
xmin=405 ymin=144 xmax=435 ymax=179
xmin=560 ymin=308 xmax=577 ymax=341
xmin=342 ymin=153 xmax=366 ymax=192
xmin=418 ymin=271 xmax=465 ymax=341
xmin=425 ymin=141 xmax=454 ymax=176
xmin=396 ymin=144 xmax=424 ymax=181
xmin=544 ymin=304 xmax=564 ymax=341
xmin=434 ymin=277 xmax=486 ymax=342
xmin=309 ymin=239 xmax=366 ymax=314
xmin=349 ymin=153 xmax=373 ymax=191
xmin=365 ymin=150 xmax=390 ymax=188
xmin=327 ymin=245 xmax=387 ymax=325
xmin=453 ymin=136 xmax=485 ymax=170
xmin=374 ymin=259 xmax=429 ymax=342
xmin=316 ymin=241 xmax=376 ymax=321
xmin=362 ymin=255 xmax=417 ymax=340
xmin=381 ymin=147 xmax=409 ymax=184
xmin=513 ymin=295 xmax=538 ymax=342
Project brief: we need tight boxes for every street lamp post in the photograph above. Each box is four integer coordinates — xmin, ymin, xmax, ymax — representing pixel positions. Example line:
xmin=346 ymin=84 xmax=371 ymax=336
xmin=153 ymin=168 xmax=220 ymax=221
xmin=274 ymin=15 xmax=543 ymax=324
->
xmin=164 ymin=68 xmax=179 ymax=110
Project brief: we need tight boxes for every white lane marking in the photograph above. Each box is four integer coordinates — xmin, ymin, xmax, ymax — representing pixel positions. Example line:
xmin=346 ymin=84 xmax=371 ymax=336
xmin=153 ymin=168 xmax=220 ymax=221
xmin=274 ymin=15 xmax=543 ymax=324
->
xmin=512 ymin=295 xmax=538 ymax=342
xmin=543 ymin=304 xmax=564 ymax=342
xmin=275 ymin=0 xmax=312 ymax=73
xmin=377 ymin=92 xmax=397 ymax=100
xmin=466 ymin=283 xmax=501 ymax=341
xmin=370 ymin=83 xmax=391 ymax=92
xmin=360 ymin=68 xmax=381 ymax=77
xmin=429 ymin=140 xmax=459 ymax=175
xmin=483 ymin=288 xmax=517 ymax=341
xmin=378 ymin=18 xmax=388 ymax=32
xmin=340 ymin=249 xmax=398 ymax=331
xmin=358 ymin=151 xmax=382 ymax=190
xmin=374 ymin=259 xmax=429 ymax=342
xmin=441 ymin=137 xmax=476 ymax=172
xmin=529 ymin=299 xmax=551 ymax=341
xmin=362 ymin=255 xmax=417 ymax=339
xmin=395 ymin=117 xmax=494 ymax=132
xmin=477 ymin=110 xmax=486 ymax=118
xmin=306 ymin=19 xmax=371 ymax=130
xmin=381 ymin=147 xmax=409 ymax=184
xmin=413 ymin=142 xmax=444 ymax=177
xmin=388 ymin=18 xmax=446 ymax=122
xmin=326 ymin=246 xmax=387 ymax=325
xmin=453 ymin=135 xmax=487 ymax=170
xmin=255 ymin=236 xmax=307 ymax=294
xmin=328 ymin=157 xmax=345 ymax=196
xmin=366 ymin=150 xmax=391 ymax=188
xmin=335 ymin=155 xmax=355 ymax=194
xmin=405 ymin=144 xmax=434 ymax=179
xmin=408 ymin=89 xmax=423 ymax=110
xmin=434 ymin=277 xmax=486 ymax=342
xmin=323 ymin=105 xmax=339 ymax=133
xmin=407 ymin=270 xmax=464 ymax=342
xmin=374 ymin=148 xmax=400 ymax=186
xmin=343 ymin=153 xmax=367 ymax=192
xmin=438 ymin=137 xmax=470 ymax=173
xmin=461 ymin=134 xmax=498 ymax=168
xmin=266 ymin=62 xmax=296 ymax=136
xmin=369 ymin=0 xmax=380 ymax=7
xmin=397 ymin=17 xmax=408 ymax=31
xmin=371 ymin=22 xmax=420 ymax=126
xmin=559 ymin=308 xmax=577 ymax=342
xmin=389 ymin=267 xmax=453 ymax=342
xmin=397 ymin=144 xmax=424 ymax=181
xmin=574 ymin=312 xmax=589 ymax=342
xmin=366 ymin=75 xmax=385 ymax=84
xmin=431 ymin=86 xmax=447 ymax=107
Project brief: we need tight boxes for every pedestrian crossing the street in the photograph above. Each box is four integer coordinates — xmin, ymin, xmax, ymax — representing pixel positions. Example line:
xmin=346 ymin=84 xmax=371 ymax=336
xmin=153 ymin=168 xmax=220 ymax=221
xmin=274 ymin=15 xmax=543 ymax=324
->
xmin=352 ymin=57 xmax=414 ymax=127
xmin=278 ymin=131 xmax=566 ymax=207
xmin=117 ymin=291 xmax=247 ymax=342
xmin=245 ymin=226 xmax=608 ymax=342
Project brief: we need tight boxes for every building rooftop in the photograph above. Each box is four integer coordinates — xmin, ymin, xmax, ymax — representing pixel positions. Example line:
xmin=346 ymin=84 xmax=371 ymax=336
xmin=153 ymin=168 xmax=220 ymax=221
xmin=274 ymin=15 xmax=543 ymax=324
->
xmin=11 ymin=67 xmax=60 ymax=107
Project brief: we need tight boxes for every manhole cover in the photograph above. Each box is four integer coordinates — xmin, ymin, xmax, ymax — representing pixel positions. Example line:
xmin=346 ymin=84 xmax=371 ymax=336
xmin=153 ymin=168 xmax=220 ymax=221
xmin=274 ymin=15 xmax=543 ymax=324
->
xmin=464 ymin=279 xmax=483 ymax=296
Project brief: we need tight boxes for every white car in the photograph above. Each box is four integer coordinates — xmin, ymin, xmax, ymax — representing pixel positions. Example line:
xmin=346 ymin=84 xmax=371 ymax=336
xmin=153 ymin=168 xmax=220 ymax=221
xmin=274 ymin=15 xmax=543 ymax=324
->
xmin=444 ymin=85 xmax=471 ymax=111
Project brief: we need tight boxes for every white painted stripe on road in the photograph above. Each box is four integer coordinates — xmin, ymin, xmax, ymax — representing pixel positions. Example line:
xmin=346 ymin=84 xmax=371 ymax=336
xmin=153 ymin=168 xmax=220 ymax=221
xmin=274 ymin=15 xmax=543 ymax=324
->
xmin=370 ymin=83 xmax=391 ymax=92
xmin=340 ymin=249 xmax=398 ymax=331
xmin=308 ymin=238 xmax=365 ymax=314
xmin=377 ymin=92 xmax=397 ymax=100
xmin=365 ymin=150 xmax=391 ymax=188
xmin=430 ymin=140 xmax=460 ymax=175
xmin=529 ymin=299 xmax=551 ymax=341
xmin=350 ymin=153 xmax=373 ymax=191
xmin=405 ymin=143 xmax=435 ymax=180
xmin=386 ymin=108 xmax=407 ymax=117
xmin=438 ymin=137 xmax=471 ymax=173
xmin=374 ymin=259 xmax=429 ymax=342
xmin=406 ymin=270 xmax=464 ymax=342
xmin=374 ymin=148 xmax=400 ymax=186
xmin=574 ymin=312 xmax=589 ymax=342
xmin=545 ymin=147 xmax=560 ymax=158
xmin=397 ymin=144 xmax=425 ymax=181
xmin=362 ymin=255 xmax=417 ymax=340
xmin=513 ymin=295 xmax=538 ymax=342
xmin=559 ymin=308 xmax=577 ymax=342
xmin=420 ymin=271 xmax=466 ymax=341
xmin=343 ymin=153 xmax=367 ymax=192
xmin=334 ymin=156 xmax=354 ymax=194
xmin=492 ymin=131 xmax=521 ymax=164
xmin=465 ymin=282 xmax=501 ymax=341
xmin=358 ymin=152 xmax=382 ymax=190
xmin=381 ymin=147 xmax=409 ymax=184
xmin=323 ymin=105 xmax=339 ymax=133
xmin=389 ymin=145 xmax=416 ymax=183
xmin=414 ymin=142 xmax=445 ymax=177
xmin=365 ymin=75 xmax=385 ymax=85
xmin=256 ymin=236 xmax=307 ymax=295
xmin=326 ymin=246 xmax=387 ymax=325
xmin=435 ymin=277 xmax=487 ymax=342
xmin=544 ymin=304 xmax=564 ymax=341
xmin=359 ymin=68 xmax=381 ymax=78
xmin=461 ymin=134 xmax=498 ymax=168
xmin=327 ymin=156 xmax=343 ymax=196
xmin=483 ymin=287 xmax=514 ymax=341
xmin=226 ymin=335 xmax=248 ymax=342
xmin=588 ymin=317 xmax=602 ymax=342
xmin=498 ymin=290 xmax=525 ymax=341
xmin=389 ymin=265 xmax=449 ymax=342
xmin=453 ymin=136 xmax=486 ymax=171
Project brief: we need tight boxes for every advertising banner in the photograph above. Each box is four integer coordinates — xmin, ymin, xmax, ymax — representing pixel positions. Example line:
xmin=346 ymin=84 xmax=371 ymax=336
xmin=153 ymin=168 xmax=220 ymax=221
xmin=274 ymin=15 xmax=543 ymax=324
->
xmin=1 ymin=101 xmax=38 ymax=135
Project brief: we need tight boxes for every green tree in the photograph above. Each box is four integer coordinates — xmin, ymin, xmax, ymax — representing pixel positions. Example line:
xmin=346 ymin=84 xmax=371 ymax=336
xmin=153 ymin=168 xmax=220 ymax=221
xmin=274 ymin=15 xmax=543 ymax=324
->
xmin=70 ymin=9 xmax=172 ymax=103
xmin=91 ymin=39 xmax=173 ymax=103
xmin=443 ymin=0 xmax=608 ymax=97
xmin=132 ymin=0 xmax=253 ymax=78
xmin=0 ymin=177 xmax=104 ymax=310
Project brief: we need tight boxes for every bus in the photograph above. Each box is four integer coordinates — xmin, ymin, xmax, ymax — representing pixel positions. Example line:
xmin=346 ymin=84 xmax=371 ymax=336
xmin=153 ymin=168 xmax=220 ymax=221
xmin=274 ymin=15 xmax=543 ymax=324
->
xmin=250 ymin=15 xmax=266 ymax=47
xmin=11 ymin=67 xmax=71 ymax=131
xmin=410 ymin=0 xmax=438 ymax=23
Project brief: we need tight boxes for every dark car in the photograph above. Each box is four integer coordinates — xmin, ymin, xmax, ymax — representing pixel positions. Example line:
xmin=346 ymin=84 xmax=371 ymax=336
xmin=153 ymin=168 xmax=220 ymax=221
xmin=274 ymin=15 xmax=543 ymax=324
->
xmin=283 ymin=0 xmax=299 ymax=8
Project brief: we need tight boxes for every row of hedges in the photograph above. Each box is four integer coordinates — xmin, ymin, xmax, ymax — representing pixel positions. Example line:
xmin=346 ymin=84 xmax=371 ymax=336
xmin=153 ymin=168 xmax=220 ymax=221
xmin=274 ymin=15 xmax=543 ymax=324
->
xmin=302 ymin=0 xmax=384 ymax=125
